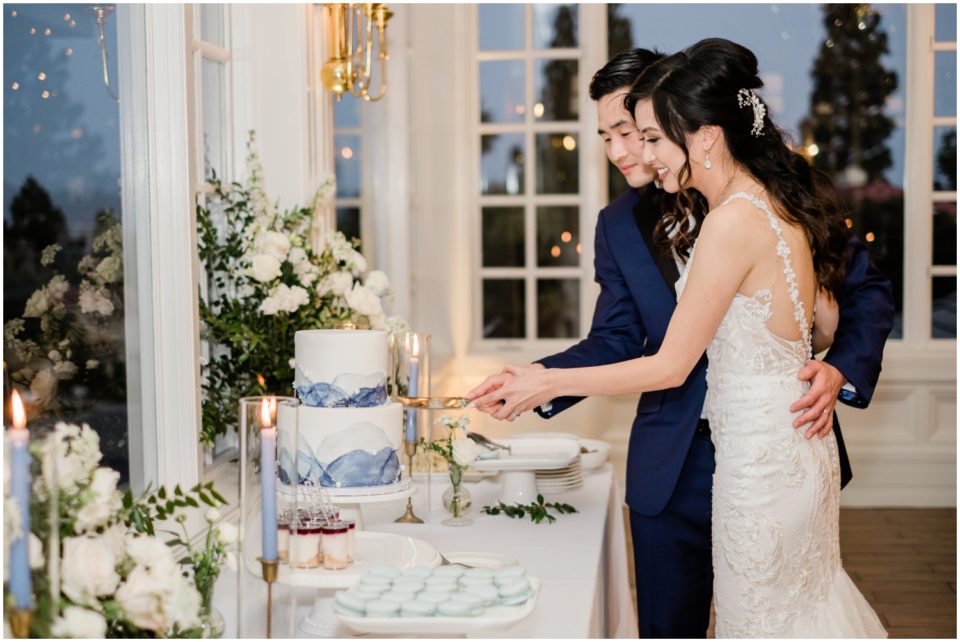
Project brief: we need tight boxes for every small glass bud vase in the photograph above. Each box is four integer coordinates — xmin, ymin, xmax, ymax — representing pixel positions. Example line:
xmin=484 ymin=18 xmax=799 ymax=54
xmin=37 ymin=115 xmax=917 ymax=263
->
xmin=441 ymin=463 xmax=473 ymax=526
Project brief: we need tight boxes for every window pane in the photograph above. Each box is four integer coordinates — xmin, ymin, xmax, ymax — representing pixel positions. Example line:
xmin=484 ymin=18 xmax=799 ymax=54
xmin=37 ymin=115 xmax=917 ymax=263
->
xmin=935 ymin=3 xmax=957 ymax=42
xmin=608 ymin=3 xmax=908 ymax=338
xmin=481 ymin=133 xmax=525 ymax=195
xmin=533 ymin=4 xmax=578 ymax=49
xmin=537 ymin=279 xmax=579 ymax=338
xmin=931 ymin=276 xmax=956 ymax=339
xmin=333 ymin=94 xmax=360 ymax=128
xmin=478 ymin=4 xmax=524 ymax=51
xmin=933 ymin=127 xmax=956 ymax=191
xmin=935 ymin=51 xmax=957 ymax=118
xmin=4 ymin=3 xmax=129 ymax=481
xmin=200 ymin=4 xmax=225 ymax=47
xmin=536 ymin=206 xmax=580 ymax=267
xmin=202 ymin=58 xmax=226 ymax=179
xmin=536 ymin=133 xmax=579 ymax=194
xmin=534 ymin=59 xmax=578 ymax=121
xmin=933 ymin=202 xmax=956 ymax=267
xmin=483 ymin=279 xmax=525 ymax=338
xmin=335 ymin=134 xmax=360 ymax=197
xmin=482 ymin=207 xmax=524 ymax=267
xmin=336 ymin=207 xmax=361 ymax=250
xmin=480 ymin=60 xmax=525 ymax=124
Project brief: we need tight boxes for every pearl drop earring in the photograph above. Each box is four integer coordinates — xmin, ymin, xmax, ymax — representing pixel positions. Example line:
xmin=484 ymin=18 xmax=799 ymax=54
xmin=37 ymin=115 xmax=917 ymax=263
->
xmin=704 ymin=152 xmax=712 ymax=170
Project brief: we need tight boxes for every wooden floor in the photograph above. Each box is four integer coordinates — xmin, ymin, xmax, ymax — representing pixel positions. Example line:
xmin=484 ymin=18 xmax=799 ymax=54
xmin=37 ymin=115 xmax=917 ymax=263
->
xmin=624 ymin=508 xmax=957 ymax=638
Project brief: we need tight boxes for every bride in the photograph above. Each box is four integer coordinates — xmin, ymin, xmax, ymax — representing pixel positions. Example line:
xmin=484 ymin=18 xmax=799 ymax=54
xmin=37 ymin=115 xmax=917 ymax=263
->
xmin=470 ymin=38 xmax=886 ymax=638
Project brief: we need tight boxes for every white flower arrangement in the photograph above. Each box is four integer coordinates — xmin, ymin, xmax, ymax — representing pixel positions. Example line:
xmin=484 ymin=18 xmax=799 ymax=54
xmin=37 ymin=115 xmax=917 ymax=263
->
xmin=196 ymin=131 xmax=406 ymax=447
xmin=3 ymin=421 xmax=235 ymax=638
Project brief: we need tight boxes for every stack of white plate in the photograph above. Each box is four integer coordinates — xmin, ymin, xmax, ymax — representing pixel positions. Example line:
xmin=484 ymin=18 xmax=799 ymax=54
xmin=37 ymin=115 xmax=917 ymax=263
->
xmin=535 ymin=457 xmax=583 ymax=494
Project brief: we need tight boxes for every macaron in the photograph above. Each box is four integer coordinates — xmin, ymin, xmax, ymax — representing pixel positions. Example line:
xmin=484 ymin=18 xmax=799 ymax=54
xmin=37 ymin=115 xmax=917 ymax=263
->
xmin=365 ymin=600 xmax=400 ymax=618
xmin=417 ymin=590 xmax=452 ymax=606
xmin=334 ymin=591 xmax=368 ymax=613
xmin=400 ymin=565 xmax=433 ymax=578
xmin=464 ymin=567 xmax=494 ymax=580
xmin=498 ymin=576 xmax=531 ymax=598
xmin=432 ymin=565 xmax=466 ymax=579
xmin=391 ymin=578 xmax=425 ymax=594
xmin=368 ymin=564 xmax=402 ymax=579
xmin=348 ymin=588 xmax=384 ymax=601
xmin=459 ymin=575 xmax=495 ymax=587
xmin=500 ymin=589 xmax=534 ymax=606
xmin=450 ymin=591 xmax=485 ymax=615
xmin=400 ymin=599 xmax=437 ymax=617
xmin=463 ymin=583 xmax=499 ymax=606
xmin=359 ymin=574 xmax=393 ymax=590
xmin=333 ymin=602 xmax=364 ymax=618
xmin=437 ymin=600 xmax=471 ymax=617
xmin=424 ymin=577 xmax=458 ymax=592
xmin=493 ymin=565 xmax=526 ymax=582
xmin=379 ymin=590 xmax=417 ymax=605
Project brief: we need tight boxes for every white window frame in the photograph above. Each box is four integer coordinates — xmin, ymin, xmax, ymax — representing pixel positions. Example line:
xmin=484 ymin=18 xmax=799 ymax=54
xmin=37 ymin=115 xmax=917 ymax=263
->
xmin=469 ymin=4 xmax=606 ymax=355
xmin=118 ymin=4 xmax=200 ymax=493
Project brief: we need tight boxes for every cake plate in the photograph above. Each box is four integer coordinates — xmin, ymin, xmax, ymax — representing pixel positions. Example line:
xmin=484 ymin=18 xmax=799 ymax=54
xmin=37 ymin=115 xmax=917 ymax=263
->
xmin=243 ymin=516 xmax=440 ymax=637
xmin=468 ymin=438 xmax=580 ymax=503
xmin=322 ymin=477 xmax=415 ymax=529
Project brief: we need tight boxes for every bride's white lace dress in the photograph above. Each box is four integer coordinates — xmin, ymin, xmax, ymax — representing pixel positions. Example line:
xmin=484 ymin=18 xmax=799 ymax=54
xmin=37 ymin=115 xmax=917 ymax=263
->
xmin=676 ymin=193 xmax=887 ymax=638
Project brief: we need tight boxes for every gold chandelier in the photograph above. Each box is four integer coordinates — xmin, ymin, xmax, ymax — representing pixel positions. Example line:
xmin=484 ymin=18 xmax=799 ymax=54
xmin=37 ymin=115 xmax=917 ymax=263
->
xmin=321 ymin=3 xmax=392 ymax=102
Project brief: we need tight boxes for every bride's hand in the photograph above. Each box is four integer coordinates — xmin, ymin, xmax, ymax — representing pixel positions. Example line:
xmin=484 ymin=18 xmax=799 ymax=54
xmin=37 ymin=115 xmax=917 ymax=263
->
xmin=470 ymin=364 xmax=556 ymax=421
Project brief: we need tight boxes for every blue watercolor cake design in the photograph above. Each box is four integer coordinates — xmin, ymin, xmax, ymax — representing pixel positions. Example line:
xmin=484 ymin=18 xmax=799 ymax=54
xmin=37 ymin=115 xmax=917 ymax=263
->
xmin=277 ymin=421 xmax=400 ymax=488
xmin=295 ymin=366 xmax=387 ymax=408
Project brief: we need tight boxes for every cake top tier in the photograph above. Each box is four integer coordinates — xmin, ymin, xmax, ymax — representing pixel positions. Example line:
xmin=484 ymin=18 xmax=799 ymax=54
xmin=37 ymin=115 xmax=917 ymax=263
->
xmin=294 ymin=329 xmax=388 ymax=408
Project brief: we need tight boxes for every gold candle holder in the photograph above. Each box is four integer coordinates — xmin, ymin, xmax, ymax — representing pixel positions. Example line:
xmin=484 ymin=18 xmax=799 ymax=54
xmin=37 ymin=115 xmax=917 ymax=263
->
xmin=395 ymin=440 xmax=424 ymax=524
xmin=9 ymin=609 xmax=31 ymax=638
xmin=258 ymin=558 xmax=279 ymax=638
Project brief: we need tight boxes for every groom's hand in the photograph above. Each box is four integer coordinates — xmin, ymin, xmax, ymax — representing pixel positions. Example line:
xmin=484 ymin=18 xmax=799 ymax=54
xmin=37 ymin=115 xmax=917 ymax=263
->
xmin=791 ymin=360 xmax=846 ymax=439
xmin=466 ymin=371 xmax=515 ymax=415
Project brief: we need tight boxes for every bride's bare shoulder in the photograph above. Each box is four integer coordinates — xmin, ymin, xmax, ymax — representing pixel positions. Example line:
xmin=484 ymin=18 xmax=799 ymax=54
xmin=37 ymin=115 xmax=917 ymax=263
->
xmin=698 ymin=198 xmax=769 ymax=246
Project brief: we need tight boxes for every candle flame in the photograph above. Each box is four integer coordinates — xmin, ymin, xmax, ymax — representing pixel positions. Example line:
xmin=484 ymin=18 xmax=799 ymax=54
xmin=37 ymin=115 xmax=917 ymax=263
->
xmin=260 ymin=396 xmax=277 ymax=428
xmin=256 ymin=373 xmax=266 ymax=388
xmin=11 ymin=390 xmax=26 ymax=430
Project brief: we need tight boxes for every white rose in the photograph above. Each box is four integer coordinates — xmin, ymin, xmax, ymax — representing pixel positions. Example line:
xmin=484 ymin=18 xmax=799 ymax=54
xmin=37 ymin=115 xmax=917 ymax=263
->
xmin=345 ymin=283 xmax=383 ymax=317
xmin=29 ymin=533 xmax=44 ymax=569
xmin=78 ymin=284 xmax=114 ymax=316
xmin=288 ymin=246 xmax=308 ymax=267
xmin=217 ymin=522 xmax=238 ymax=545
xmin=75 ymin=468 xmax=121 ymax=533
xmin=277 ymin=284 xmax=309 ymax=313
xmin=258 ymin=293 xmax=281 ymax=316
xmin=452 ymin=438 xmax=484 ymax=468
xmin=166 ymin=575 xmax=203 ymax=631
xmin=318 ymin=271 xmax=354 ymax=297
xmin=115 ymin=566 xmax=169 ymax=632
xmin=386 ymin=315 xmax=410 ymax=337
xmin=46 ymin=274 xmax=70 ymax=301
xmin=53 ymin=359 xmax=78 ymax=380
xmin=30 ymin=368 xmax=58 ymax=410
xmin=23 ymin=289 xmax=49 ymax=317
xmin=295 ymin=262 xmax=319 ymax=288
xmin=364 ymin=270 xmax=390 ymax=297
xmin=257 ymin=230 xmax=291 ymax=263
xmin=205 ymin=508 xmax=221 ymax=523
xmin=94 ymin=256 xmax=122 ymax=284
xmin=61 ymin=536 xmax=121 ymax=604
xmin=125 ymin=535 xmax=178 ymax=575
xmin=346 ymin=248 xmax=367 ymax=275
xmin=51 ymin=606 xmax=107 ymax=639
xmin=368 ymin=312 xmax=386 ymax=330
xmin=247 ymin=254 xmax=282 ymax=283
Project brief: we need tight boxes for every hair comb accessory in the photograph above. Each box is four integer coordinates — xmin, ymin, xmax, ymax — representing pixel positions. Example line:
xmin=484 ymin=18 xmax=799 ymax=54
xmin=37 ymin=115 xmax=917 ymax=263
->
xmin=736 ymin=88 xmax=766 ymax=137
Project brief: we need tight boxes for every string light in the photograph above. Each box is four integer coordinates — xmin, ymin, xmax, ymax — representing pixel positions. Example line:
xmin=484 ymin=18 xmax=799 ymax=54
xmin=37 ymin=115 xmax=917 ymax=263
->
xmin=340 ymin=146 xmax=354 ymax=160
xmin=560 ymin=231 xmax=572 ymax=243
xmin=41 ymin=90 xmax=50 ymax=99
xmin=562 ymin=136 xmax=577 ymax=151
xmin=44 ymin=27 xmax=52 ymax=36
xmin=70 ymin=127 xmax=84 ymax=139
xmin=514 ymin=104 xmax=525 ymax=115
xmin=865 ymin=232 xmax=875 ymax=242
xmin=11 ymin=82 xmax=20 ymax=90
xmin=575 ymin=243 xmax=583 ymax=254
xmin=38 ymin=72 xmax=47 ymax=81
xmin=29 ymin=27 xmax=36 ymax=35
xmin=550 ymin=245 xmax=561 ymax=258
xmin=11 ymin=9 xmax=17 ymax=17
xmin=69 ymin=19 xmax=76 ymax=28
xmin=533 ymin=103 xmax=545 ymax=118
xmin=845 ymin=218 xmax=853 ymax=229
xmin=65 ymin=48 xmax=73 ymax=57
xmin=63 ymin=13 xmax=71 ymax=21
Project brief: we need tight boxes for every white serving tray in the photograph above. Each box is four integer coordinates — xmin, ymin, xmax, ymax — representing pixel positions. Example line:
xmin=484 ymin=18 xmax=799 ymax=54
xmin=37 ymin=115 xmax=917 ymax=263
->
xmin=468 ymin=438 xmax=580 ymax=472
xmin=336 ymin=577 xmax=541 ymax=635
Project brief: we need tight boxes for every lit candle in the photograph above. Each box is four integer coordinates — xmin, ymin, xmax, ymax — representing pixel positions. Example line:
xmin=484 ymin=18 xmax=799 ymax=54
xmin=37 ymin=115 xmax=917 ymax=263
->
xmin=8 ymin=390 xmax=32 ymax=609
xmin=405 ymin=335 xmax=420 ymax=442
xmin=260 ymin=397 xmax=278 ymax=562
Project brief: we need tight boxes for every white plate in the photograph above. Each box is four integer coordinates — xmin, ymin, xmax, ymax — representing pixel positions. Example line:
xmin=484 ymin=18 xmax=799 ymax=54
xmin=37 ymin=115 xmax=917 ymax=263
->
xmin=243 ymin=530 xmax=440 ymax=589
xmin=337 ymin=577 xmax=540 ymax=634
xmin=442 ymin=551 xmax=517 ymax=570
xmin=513 ymin=431 xmax=579 ymax=441
xmin=469 ymin=438 xmax=580 ymax=472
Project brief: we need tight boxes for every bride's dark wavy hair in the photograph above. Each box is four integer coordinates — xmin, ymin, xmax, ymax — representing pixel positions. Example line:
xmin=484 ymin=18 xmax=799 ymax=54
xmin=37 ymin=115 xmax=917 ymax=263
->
xmin=624 ymin=38 xmax=848 ymax=296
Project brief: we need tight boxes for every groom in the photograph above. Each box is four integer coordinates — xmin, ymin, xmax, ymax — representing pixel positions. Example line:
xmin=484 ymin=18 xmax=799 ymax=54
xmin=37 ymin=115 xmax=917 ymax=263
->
xmin=468 ymin=49 xmax=896 ymax=638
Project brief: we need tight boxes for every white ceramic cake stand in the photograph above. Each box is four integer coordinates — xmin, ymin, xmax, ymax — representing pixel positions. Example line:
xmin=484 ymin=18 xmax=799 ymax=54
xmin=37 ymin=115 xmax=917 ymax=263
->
xmin=322 ymin=477 xmax=415 ymax=529
xmin=244 ymin=518 xmax=439 ymax=637
xmin=468 ymin=438 xmax=580 ymax=503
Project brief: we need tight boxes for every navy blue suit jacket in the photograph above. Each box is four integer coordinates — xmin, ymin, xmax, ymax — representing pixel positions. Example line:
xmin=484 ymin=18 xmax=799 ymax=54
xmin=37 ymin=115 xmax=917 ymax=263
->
xmin=535 ymin=187 xmax=895 ymax=517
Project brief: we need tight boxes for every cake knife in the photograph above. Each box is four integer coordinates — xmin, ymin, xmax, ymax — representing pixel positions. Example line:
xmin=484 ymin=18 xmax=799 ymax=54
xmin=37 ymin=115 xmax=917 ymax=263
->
xmin=396 ymin=396 xmax=473 ymax=410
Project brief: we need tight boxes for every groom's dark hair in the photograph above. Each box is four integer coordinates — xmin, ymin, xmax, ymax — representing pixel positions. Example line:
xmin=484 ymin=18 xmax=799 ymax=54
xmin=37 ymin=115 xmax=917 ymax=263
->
xmin=589 ymin=48 xmax=665 ymax=101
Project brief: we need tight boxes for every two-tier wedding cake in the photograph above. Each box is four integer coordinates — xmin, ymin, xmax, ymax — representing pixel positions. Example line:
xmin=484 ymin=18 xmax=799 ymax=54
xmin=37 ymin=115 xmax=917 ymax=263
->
xmin=277 ymin=329 xmax=403 ymax=489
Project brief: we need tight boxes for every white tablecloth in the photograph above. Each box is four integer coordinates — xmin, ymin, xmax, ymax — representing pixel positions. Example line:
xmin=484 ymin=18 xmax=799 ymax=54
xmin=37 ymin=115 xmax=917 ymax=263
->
xmin=215 ymin=463 xmax=638 ymax=638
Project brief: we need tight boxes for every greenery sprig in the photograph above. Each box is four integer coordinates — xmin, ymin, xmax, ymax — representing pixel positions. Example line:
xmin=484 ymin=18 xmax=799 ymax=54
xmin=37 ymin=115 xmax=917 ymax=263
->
xmin=482 ymin=494 xmax=577 ymax=524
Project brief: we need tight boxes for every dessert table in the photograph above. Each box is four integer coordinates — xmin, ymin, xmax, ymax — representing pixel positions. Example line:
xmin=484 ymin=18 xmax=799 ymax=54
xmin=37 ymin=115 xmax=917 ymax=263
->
xmin=214 ymin=463 xmax=638 ymax=638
